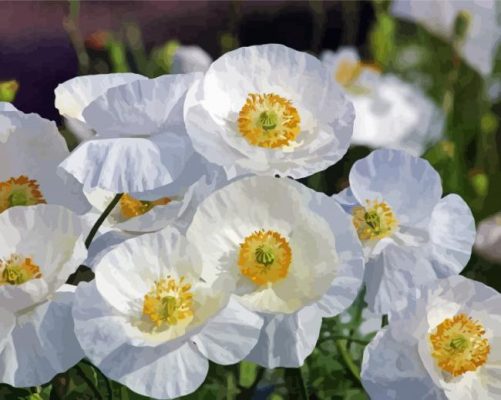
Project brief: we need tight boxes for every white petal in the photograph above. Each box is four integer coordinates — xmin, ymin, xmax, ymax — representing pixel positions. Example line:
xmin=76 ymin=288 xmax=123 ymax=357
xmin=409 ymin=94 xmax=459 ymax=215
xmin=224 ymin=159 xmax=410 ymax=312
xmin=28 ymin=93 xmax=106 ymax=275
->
xmin=0 ymin=102 xmax=17 ymax=112
xmin=474 ymin=212 xmax=501 ymax=263
xmin=0 ymin=109 xmax=90 ymax=213
xmin=73 ymin=281 xmax=209 ymax=399
xmin=171 ymin=45 xmax=213 ymax=74
xmin=192 ymin=296 xmax=263 ymax=365
xmin=306 ymin=188 xmax=364 ymax=317
xmin=94 ymin=227 xmax=200 ymax=315
xmin=0 ymin=307 xmax=15 ymax=352
xmin=245 ymin=305 xmax=322 ymax=368
xmin=82 ymin=74 xmax=201 ymax=138
xmin=428 ymin=194 xmax=475 ymax=275
xmin=0 ymin=285 xmax=84 ymax=387
xmin=350 ymin=75 xmax=444 ymax=156
xmin=55 ymin=73 xmax=146 ymax=122
xmin=361 ymin=327 xmax=444 ymax=400
xmin=59 ymin=134 xmax=192 ymax=193
xmin=349 ymin=148 xmax=442 ymax=226
xmin=0 ymin=205 xmax=88 ymax=312
xmin=363 ymin=244 xmax=441 ymax=315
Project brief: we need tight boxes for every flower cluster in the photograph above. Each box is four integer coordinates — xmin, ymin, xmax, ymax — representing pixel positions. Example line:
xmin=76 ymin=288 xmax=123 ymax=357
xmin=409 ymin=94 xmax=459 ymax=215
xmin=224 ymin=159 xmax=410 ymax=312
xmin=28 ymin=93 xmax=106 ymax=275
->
xmin=0 ymin=38 xmax=497 ymax=399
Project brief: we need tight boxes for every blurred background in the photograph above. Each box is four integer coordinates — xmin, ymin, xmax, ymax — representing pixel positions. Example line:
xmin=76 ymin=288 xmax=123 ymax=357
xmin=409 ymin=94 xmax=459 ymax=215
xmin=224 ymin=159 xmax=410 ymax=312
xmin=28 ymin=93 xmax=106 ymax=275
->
xmin=1 ymin=1 xmax=501 ymax=399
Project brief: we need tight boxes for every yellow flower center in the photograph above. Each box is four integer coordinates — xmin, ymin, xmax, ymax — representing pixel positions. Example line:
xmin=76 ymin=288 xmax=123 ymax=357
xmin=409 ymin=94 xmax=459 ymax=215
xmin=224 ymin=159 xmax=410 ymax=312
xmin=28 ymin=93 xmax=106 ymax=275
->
xmin=142 ymin=275 xmax=193 ymax=327
xmin=0 ymin=176 xmax=46 ymax=213
xmin=119 ymin=194 xmax=171 ymax=220
xmin=237 ymin=93 xmax=301 ymax=148
xmin=0 ymin=254 xmax=42 ymax=286
xmin=238 ymin=230 xmax=292 ymax=285
xmin=352 ymin=200 xmax=398 ymax=241
xmin=430 ymin=313 xmax=490 ymax=377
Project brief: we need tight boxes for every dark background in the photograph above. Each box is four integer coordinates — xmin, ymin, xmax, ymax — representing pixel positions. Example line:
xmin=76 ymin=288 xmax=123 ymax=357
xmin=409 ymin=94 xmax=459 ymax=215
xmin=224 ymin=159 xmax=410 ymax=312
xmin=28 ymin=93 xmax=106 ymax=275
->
xmin=0 ymin=1 xmax=375 ymax=122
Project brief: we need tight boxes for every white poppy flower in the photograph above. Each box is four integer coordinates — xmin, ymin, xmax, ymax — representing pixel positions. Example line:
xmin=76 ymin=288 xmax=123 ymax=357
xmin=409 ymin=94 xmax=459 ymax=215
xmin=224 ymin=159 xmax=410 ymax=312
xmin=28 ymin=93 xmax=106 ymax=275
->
xmin=186 ymin=176 xmax=364 ymax=368
xmin=55 ymin=73 xmax=146 ymax=140
xmin=321 ymin=47 xmax=444 ymax=156
xmin=0 ymin=108 xmax=90 ymax=214
xmin=362 ymin=276 xmax=501 ymax=400
xmin=474 ymin=212 xmax=501 ymax=263
xmin=83 ymin=155 xmax=226 ymax=234
xmin=73 ymin=227 xmax=263 ymax=399
xmin=171 ymin=45 xmax=213 ymax=74
xmin=59 ymin=73 xmax=202 ymax=195
xmin=0 ymin=205 xmax=87 ymax=387
xmin=334 ymin=149 xmax=475 ymax=315
xmin=391 ymin=0 xmax=501 ymax=76
xmin=184 ymin=44 xmax=355 ymax=179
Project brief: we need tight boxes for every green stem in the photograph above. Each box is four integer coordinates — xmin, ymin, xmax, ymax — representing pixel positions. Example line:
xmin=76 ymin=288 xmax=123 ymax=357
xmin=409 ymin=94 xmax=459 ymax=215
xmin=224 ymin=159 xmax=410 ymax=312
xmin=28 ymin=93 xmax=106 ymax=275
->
xmin=84 ymin=193 xmax=123 ymax=249
xmin=335 ymin=339 xmax=361 ymax=384
xmin=284 ymin=368 xmax=308 ymax=400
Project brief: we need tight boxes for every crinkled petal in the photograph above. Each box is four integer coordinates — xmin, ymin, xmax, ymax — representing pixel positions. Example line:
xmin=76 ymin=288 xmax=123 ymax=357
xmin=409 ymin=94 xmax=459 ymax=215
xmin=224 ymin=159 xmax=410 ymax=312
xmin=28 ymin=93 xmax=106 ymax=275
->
xmin=0 ymin=285 xmax=84 ymax=387
xmin=73 ymin=282 xmax=209 ymax=399
xmin=364 ymin=244 xmax=441 ymax=315
xmin=82 ymin=74 xmax=201 ymax=138
xmin=245 ymin=305 xmax=322 ymax=368
xmin=192 ymin=296 xmax=263 ymax=365
xmin=0 ymin=205 xmax=88 ymax=312
xmin=0 ymin=109 xmax=90 ymax=213
xmin=55 ymin=73 xmax=146 ymax=122
xmin=349 ymin=148 xmax=442 ymax=226
xmin=428 ymin=194 xmax=475 ymax=276
xmin=59 ymin=134 xmax=192 ymax=193
xmin=361 ymin=327 xmax=445 ymax=400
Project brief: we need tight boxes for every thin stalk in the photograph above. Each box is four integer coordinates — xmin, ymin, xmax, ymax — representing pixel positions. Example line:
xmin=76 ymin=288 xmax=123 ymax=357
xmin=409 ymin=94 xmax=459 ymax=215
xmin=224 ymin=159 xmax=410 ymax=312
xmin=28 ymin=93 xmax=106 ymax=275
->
xmin=84 ymin=193 xmax=123 ymax=248
xmin=335 ymin=339 xmax=361 ymax=384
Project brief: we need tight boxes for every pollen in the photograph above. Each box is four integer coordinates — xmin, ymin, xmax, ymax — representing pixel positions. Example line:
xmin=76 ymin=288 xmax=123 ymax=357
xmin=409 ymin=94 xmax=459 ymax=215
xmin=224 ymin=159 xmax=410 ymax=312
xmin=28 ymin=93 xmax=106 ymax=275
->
xmin=430 ymin=313 xmax=490 ymax=377
xmin=119 ymin=194 xmax=171 ymax=219
xmin=237 ymin=93 xmax=301 ymax=148
xmin=238 ymin=229 xmax=292 ymax=285
xmin=0 ymin=254 xmax=42 ymax=286
xmin=142 ymin=275 xmax=194 ymax=327
xmin=0 ymin=175 xmax=46 ymax=213
xmin=352 ymin=200 xmax=398 ymax=241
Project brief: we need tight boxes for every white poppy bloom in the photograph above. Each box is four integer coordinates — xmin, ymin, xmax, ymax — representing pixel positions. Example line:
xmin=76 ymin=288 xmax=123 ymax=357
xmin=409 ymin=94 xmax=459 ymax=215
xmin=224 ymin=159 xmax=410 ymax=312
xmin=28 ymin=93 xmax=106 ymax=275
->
xmin=474 ymin=212 xmax=501 ymax=263
xmin=391 ymin=0 xmax=501 ymax=76
xmin=82 ymin=155 xmax=226 ymax=234
xmin=321 ymin=47 xmax=444 ymax=156
xmin=184 ymin=44 xmax=355 ymax=179
xmin=334 ymin=149 xmax=475 ymax=315
xmin=0 ymin=205 xmax=88 ymax=387
xmin=59 ymin=73 xmax=203 ymax=196
xmin=171 ymin=45 xmax=213 ymax=74
xmin=362 ymin=276 xmax=501 ymax=400
xmin=0 ymin=108 xmax=90 ymax=214
xmin=73 ymin=227 xmax=263 ymax=399
xmin=55 ymin=73 xmax=147 ymax=140
xmin=186 ymin=176 xmax=364 ymax=368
